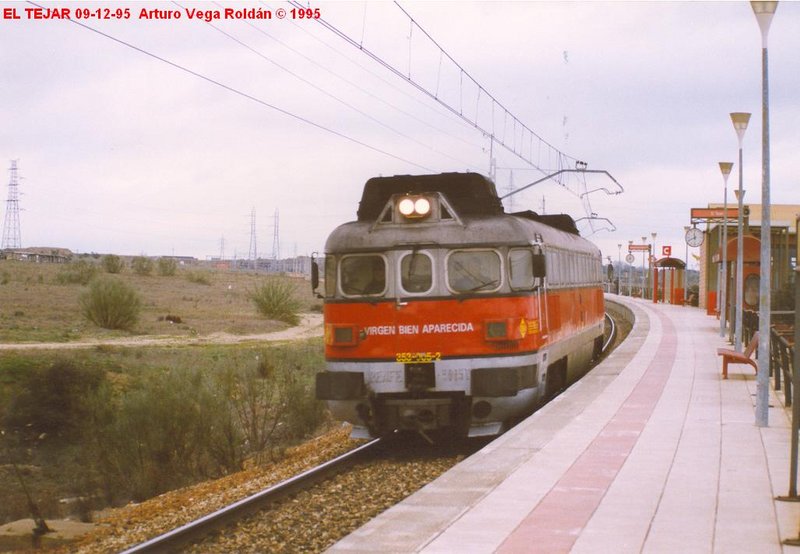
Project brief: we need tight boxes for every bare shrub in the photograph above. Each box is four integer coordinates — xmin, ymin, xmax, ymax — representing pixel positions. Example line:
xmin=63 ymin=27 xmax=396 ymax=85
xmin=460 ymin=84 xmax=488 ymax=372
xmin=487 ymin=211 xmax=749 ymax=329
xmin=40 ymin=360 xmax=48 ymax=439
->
xmin=80 ymin=277 xmax=141 ymax=330
xmin=131 ymin=256 xmax=154 ymax=276
xmin=227 ymin=347 xmax=325 ymax=463
xmin=157 ymin=257 xmax=177 ymax=276
xmin=250 ymin=278 xmax=301 ymax=325
xmin=226 ymin=361 xmax=282 ymax=464
xmin=101 ymin=254 xmax=125 ymax=274
xmin=185 ymin=271 xmax=212 ymax=285
xmin=56 ymin=260 xmax=98 ymax=285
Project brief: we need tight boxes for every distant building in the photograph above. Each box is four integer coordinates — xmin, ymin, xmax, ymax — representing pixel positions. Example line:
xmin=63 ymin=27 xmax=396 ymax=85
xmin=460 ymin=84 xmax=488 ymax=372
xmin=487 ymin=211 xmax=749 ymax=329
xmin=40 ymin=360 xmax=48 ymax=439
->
xmin=0 ymin=247 xmax=72 ymax=263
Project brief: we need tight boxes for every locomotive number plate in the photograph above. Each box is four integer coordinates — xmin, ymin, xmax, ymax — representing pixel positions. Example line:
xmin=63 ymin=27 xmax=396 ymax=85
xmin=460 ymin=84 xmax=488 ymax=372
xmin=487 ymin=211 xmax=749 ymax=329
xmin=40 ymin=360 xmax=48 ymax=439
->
xmin=395 ymin=352 xmax=442 ymax=363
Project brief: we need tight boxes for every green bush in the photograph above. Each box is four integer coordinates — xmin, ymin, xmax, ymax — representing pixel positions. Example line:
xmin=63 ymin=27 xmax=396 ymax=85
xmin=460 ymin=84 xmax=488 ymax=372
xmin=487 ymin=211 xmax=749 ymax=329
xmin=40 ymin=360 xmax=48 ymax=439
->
xmin=185 ymin=271 xmax=212 ymax=285
xmin=80 ymin=277 xmax=141 ymax=330
xmin=101 ymin=254 xmax=125 ymax=274
xmin=1 ymin=342 xmax=327 ymax=510
xmin=226 ymin=348 xmax=325 ymax=463
xmin=157 ymin=257 xmax=178 ymax=276
xmin=56 ymin=260 xmax=98 ymax=285
xmin=3 ymin=361 xmax=107 ymax=441
xmin=250 ymin=278 xmax=301 ymax=325
xmin=93 ymin=367 xmax=243 ymax=501
xmin=131 ymin=256 xmax=154 ymax=276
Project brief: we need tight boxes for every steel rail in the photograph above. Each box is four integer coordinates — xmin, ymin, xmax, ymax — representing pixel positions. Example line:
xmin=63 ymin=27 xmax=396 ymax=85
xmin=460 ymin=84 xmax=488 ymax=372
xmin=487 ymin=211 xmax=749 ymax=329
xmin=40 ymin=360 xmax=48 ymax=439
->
xmin=121 ymin=438 xmax=382 ymax=554
xmin=602 ymin=312 xmax=617 ymax=353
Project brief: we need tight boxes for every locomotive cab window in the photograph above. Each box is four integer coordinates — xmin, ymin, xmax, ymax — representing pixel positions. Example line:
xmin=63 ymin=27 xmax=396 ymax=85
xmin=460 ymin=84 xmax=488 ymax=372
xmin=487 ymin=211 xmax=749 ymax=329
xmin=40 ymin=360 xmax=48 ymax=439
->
xmin=340 ymin=255 xmax=387 ymax=296
xmin=400 ymin=251 xmax=433 ymax=293
xmin=509 ymin=249 xmax=534 ymax=290
xmin=509 ymin=248 xmax=546 ymax=290
xmin=447 ymin=250 xmax=501 ymax=293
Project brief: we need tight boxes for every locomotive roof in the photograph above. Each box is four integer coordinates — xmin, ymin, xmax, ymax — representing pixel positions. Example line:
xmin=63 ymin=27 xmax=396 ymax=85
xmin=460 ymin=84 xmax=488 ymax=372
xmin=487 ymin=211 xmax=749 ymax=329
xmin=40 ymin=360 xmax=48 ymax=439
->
xmin=509 ymin=210 xmax=580 ymax=236
xmin=325 ymin=212 xmax=597 ymax=255
xmin=356 ymin=173 xmax=579 ymax=236
xmin=357 ymin=172 xmax=504 ymax=221
xmin=329 ymin=172 xmax=595 ymax=254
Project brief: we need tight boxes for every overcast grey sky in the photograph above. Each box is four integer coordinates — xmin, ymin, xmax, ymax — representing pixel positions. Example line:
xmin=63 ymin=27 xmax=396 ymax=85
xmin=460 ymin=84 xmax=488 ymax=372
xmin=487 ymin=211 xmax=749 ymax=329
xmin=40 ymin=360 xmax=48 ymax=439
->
xmin=1 ymin=1 xmax=798 ymax=266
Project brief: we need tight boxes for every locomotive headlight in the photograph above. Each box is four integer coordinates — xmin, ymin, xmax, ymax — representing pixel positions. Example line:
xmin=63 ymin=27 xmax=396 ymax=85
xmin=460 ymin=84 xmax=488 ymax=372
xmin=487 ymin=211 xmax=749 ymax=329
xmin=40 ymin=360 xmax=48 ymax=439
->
xmin=398 ymin=198 xmax=416 ymax=216
xmin=414 ymin=197 xmax=431 ymax=216
xmin=397 ymin=195 xmax=432 ymax=219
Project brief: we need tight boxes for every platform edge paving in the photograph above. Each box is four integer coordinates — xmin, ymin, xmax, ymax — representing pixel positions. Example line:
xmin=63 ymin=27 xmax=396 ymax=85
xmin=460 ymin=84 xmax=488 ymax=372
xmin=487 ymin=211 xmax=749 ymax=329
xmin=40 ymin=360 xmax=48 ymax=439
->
xmin=327 ymin=296 xmax=655 ymax=553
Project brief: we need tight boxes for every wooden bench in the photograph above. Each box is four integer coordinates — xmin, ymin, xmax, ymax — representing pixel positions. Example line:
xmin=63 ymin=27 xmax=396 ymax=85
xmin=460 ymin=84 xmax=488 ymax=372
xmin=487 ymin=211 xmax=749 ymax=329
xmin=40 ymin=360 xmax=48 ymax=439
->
xmin=717 ymin=332 xmax=759 ymax=379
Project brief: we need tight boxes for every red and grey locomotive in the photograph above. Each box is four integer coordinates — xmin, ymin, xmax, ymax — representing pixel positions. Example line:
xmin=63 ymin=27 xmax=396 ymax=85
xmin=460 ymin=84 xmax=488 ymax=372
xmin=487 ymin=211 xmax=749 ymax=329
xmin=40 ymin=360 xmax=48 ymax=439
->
xmin=313 ymin=172 xmax=604 ymax=440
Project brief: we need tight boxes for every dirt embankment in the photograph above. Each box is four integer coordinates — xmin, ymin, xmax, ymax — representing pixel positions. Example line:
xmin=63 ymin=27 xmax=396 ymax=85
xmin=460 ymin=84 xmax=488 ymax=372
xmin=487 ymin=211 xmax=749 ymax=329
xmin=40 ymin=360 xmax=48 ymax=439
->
xmin=0 ymin=313 xmax=323 ymax=351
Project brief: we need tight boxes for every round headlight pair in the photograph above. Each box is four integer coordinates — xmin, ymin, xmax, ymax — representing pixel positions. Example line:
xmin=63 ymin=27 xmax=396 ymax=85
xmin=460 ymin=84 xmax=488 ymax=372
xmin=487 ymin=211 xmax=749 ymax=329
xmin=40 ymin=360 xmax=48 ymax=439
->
xmin=398 ymin=197 xmax=431 ymax=218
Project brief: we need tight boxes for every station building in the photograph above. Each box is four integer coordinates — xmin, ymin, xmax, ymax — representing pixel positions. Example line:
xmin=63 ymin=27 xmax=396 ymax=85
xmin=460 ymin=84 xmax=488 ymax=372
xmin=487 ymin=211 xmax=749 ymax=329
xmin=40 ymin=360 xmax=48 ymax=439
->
xmin=695 ymin=203 xmax=799 ymax=313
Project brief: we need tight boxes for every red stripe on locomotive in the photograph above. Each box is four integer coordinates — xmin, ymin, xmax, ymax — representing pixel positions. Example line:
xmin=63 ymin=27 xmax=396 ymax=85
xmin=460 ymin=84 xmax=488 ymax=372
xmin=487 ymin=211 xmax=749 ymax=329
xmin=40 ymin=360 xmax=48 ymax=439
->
xmin=325 ymin=286 xmax=604 ymax=360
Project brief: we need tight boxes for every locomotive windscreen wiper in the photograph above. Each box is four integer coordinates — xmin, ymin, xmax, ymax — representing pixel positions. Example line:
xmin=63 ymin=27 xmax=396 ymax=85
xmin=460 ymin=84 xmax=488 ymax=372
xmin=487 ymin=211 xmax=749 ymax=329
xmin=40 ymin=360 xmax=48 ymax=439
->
xmin=467 ymin=279 xmax=499 ymax=292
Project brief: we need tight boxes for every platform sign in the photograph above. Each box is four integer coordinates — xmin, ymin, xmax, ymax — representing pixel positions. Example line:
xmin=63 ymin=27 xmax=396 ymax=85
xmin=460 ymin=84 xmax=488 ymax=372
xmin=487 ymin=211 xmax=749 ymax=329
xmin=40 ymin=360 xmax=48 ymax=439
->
xmin=689 ymin=206 xmax=748 ymax=223
xmin=628 ymin=244 xmax=650 ymax=252
xmin=690 ymin=207 xmax=737 ymax=219
xmin=662 ymin=245 xmax=672 ymax=257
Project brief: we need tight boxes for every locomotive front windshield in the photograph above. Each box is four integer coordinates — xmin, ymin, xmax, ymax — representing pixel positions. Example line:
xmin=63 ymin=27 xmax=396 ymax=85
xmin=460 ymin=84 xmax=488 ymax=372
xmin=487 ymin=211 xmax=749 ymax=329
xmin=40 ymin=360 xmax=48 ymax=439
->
xmin=329 ymin=248 xmax=550 ymax=298
xmin=400 ymin=252 xmax=432 ymax=293
xmin=340 ymin=255 xmax=386 ymax=295
xmin=446 ymin=250 xmax=501 ymax=293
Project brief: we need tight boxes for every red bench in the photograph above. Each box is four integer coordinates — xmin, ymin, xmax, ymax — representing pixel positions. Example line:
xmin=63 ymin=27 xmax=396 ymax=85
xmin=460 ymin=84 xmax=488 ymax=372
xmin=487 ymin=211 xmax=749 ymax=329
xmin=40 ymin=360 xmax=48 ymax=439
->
xmin=718 ymin=332 xmax=759 ymax=379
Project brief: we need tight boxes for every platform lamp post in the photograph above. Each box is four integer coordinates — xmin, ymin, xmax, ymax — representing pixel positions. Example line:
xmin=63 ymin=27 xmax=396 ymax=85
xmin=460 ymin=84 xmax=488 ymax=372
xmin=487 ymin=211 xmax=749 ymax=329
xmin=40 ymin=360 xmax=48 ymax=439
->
xmin=651 ymin=232 xmax=657 ymax=301
xmin=628 ymin=240 xmax=634 ymax=296
xmin=617 ymin=243 xmax=622 ymax=294
xmin=719 ymin=162 xmax=733 ymax=338
xmin=684 ymin=226 xmax=691 ymax=304
xmin=752 ymin=0 xmax=777 ymax=429
xmin=641 ymin=236 xmax=647 ymax=299
xmin=731 ymin=112 xmax=751 ymax=352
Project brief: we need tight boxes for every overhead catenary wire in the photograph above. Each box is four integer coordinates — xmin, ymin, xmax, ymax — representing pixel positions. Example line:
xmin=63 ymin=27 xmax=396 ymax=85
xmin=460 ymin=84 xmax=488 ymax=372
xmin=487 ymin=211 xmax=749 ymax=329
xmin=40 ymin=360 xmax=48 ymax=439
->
xmin=257 ymin=0 xmax=484 ymax=153
xmin=25 ymin=1 xmax=434 ymax=173
xmin=292 ymin=0 xmax=603 ymax=209
xmin=299 ymin=1 xmax=578 ymax=169
xmin=195 ymin=1 xmax=479 ymax=170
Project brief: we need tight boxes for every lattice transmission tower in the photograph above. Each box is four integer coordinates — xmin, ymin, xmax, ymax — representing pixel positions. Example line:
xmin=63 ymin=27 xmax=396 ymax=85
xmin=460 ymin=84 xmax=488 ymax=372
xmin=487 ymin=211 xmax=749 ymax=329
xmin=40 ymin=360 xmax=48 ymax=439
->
xmin=271 ymin=208 xmax=280 ymax=260
xmin=1 ymin=160 xmax=22 ymax=250
xmin=248 ymin=207 xmax=257 ymax=269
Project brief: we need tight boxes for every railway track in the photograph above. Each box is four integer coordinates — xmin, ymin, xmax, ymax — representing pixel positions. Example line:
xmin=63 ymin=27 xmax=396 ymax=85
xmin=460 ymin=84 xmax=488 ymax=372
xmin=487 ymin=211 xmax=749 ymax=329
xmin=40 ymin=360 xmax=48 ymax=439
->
xmin=121 ymin=439 xmax=383 ymax=553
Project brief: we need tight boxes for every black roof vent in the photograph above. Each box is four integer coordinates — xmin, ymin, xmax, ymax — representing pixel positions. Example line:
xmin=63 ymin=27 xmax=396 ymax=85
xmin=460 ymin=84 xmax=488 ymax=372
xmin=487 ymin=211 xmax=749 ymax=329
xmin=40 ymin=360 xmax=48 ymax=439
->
xmin=511 ymin=210 xmax=580 ymax=236
xmin=357 ymin=173 xmax=504 ymax=222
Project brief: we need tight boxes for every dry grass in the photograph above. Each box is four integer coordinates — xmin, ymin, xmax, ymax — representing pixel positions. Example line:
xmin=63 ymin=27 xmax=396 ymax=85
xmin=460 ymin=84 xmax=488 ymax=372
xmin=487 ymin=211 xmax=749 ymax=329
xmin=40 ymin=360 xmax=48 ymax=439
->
xmin=0 ymin=260 xmax=321 ymax=343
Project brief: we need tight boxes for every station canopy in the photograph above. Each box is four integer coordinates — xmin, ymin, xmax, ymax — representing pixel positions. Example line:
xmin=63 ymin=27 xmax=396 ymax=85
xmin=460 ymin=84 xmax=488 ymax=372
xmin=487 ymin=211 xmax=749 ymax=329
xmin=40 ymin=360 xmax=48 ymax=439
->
xmin=654 ymin=257 xmax=686 ymax=269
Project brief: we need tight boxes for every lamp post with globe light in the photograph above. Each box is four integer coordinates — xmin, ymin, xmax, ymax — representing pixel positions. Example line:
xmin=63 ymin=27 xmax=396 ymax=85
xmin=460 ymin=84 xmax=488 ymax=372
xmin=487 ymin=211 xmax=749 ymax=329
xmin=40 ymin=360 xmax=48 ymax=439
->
xmin=641 ymin=236 xmax=647 ymax=299
xmin=651 ymin=232 xmax=657 ymax=301
xmin=684 ymin=226 xmax=691 ymax=304
xmin=730 ymin=112 xmax=750 ymax=352
xmin=718 ymin=162 xmax=732 ymax=338
xmin=628 ymin=240 xmax=634 ymax=296
xmin=751 ymin=0 xmax=778 ymax=427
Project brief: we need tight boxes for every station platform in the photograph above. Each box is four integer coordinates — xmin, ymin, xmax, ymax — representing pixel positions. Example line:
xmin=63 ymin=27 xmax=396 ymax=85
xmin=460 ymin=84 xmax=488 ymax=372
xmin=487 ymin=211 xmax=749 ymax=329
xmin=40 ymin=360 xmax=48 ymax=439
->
xmin=329 ymin=296 xmax=800 ymax=553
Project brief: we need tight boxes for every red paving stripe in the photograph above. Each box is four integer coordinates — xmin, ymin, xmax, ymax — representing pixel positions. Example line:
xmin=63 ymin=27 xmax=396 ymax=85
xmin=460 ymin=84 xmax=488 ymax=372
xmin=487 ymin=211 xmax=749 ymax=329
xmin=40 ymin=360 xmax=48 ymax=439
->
xmin=497 ymin=311 xmax=677 ymax=553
